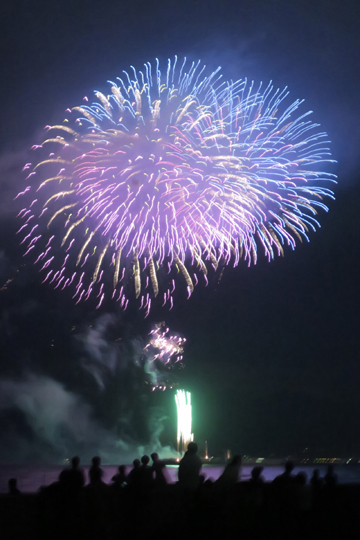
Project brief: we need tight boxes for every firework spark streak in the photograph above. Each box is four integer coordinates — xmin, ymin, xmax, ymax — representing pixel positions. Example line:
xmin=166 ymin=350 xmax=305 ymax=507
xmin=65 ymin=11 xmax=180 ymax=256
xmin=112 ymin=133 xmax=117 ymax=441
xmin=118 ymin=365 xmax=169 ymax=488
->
xmin=146 ymin=322 xmax=185 ymax=363
xmin=16 ymin=57 xmax=336 ymax=311
xmin=144 ymin=322 xmax=185 ymax=390
xmin=175 ymin=389 xmax=193 ymax=456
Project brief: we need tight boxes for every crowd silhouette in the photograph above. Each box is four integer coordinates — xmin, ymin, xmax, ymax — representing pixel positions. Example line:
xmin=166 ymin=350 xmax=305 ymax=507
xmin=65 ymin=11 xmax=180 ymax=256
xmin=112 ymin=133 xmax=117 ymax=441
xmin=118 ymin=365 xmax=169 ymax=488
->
xmin=1 ymin=444 xmax=359 ymax=539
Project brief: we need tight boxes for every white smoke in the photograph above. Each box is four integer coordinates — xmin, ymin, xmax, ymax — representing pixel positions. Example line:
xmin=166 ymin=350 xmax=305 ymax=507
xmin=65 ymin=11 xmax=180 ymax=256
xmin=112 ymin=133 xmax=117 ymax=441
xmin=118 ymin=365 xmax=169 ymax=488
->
xmin=0 ymin=314 xmax=181 ymax=463
xmin=77 ymin=314 xmax=120 ymax=390
xmin=0 ymin=372 xmax=177 ymax=463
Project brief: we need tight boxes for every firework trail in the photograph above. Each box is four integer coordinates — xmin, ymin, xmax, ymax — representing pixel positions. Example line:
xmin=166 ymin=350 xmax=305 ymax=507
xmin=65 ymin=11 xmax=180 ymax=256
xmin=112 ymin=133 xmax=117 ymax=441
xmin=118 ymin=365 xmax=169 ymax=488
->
xmin=16 ymin=57 xmax=336 ymax=312
xmin=175 ymin=389 xmax=193 ymax=456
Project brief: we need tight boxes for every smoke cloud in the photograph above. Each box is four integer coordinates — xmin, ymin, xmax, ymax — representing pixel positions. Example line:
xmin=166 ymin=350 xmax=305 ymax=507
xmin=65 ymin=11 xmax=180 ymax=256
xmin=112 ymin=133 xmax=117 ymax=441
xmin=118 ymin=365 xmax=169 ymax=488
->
xmin=0 ymin=314 xmax=179 ymax=464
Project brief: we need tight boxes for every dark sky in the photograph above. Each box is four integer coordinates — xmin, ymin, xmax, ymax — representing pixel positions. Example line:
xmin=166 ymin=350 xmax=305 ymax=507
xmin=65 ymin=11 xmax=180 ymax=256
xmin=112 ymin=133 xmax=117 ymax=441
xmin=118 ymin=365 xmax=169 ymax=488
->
xmin=0 ymin=0 xmax=360 ymax=462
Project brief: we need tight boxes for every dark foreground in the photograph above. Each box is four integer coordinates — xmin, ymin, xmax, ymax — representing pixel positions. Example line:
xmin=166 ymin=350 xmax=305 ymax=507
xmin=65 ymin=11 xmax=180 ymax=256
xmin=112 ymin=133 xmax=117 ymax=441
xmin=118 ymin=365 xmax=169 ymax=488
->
xmin=1 ymin=481 xmax=360 ymax=540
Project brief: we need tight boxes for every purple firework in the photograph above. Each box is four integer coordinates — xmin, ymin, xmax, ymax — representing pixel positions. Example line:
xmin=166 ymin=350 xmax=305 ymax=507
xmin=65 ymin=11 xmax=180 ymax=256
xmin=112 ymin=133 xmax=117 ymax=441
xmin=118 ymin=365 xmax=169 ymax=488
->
xmin=16 ymin=57 xmax=336 ymax=313
xmin=142 ymin=321 xmax=185 ymax=390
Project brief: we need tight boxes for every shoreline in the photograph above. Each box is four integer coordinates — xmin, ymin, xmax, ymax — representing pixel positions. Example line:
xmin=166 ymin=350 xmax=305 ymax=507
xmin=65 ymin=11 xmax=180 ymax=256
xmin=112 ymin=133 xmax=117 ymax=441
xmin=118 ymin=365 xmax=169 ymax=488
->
xmin=1 ymin=462 xmax=360 ymax=494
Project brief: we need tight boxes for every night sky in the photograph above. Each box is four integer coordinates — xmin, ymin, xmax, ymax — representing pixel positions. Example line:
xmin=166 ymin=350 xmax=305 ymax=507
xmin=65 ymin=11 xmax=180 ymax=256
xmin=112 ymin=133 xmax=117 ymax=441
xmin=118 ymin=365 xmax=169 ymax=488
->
xmin=0 ymin=0 xmax=360 ymax=463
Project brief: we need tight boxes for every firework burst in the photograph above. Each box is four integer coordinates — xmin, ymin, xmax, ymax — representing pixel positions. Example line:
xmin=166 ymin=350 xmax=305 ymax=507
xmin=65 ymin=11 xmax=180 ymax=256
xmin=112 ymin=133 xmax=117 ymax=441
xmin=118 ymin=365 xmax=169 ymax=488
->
xmin=143 ymin=322 xmax=185 ymax=390
xmin=16 ymin=57 xmax=336 ymax=312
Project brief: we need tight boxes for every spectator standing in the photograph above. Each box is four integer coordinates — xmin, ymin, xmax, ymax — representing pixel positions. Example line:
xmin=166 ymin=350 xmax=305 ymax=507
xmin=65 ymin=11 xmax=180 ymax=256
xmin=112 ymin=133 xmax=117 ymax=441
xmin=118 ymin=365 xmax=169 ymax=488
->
xmin=178 ymin=442 xmax=202 ymax=491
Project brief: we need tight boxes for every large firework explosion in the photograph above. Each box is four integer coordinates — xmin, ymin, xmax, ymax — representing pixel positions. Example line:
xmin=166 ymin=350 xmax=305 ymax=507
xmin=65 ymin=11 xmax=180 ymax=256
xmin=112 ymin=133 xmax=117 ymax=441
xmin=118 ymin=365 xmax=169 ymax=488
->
xmin=16 ymin=57 xmax=336 ymax=313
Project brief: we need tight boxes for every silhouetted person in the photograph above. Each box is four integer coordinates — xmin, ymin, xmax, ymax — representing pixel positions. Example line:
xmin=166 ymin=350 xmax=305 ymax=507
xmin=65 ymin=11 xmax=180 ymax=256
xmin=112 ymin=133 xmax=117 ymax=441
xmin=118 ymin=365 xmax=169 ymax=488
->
xmin=128 ymin=459 xmax=141 ymax=487
xmin=151 ymin=452 xmax=168 ymax=487
xmin=248 ymin=466 xmax=265 ymax=506
xmin=295 ymin=471 xmax=307 ymax=484
xmin=272 ymin=460 xmax=296 ymax=486
xmin=89 ymin=456 xmax=104 ymax=486
xmin=8 ymin=478 xmax=20 ymax=496
xmin=82 ymin=459 xmax=109 ymax=539
xmin=58 ymin=469 xmax=69 ymax=488
xmin=56 ymin=457 xmax=85 ymax=530
xmin=38 ymin=467 xmax=80 ymax=538
xmin=217 ymin=455 xmax=242 ymax=489
xmin=310 ymin=468 xmax=323 ymax=509
xmin=150 ymin=452 xmax=159 ymax=463
xmin=250 ymin=465 xmax=264 ymax=483
xmin=272 ymin=460 xmax=296 ymax=511
xmin=310 ymin=469 xmax=322 ymax=487
xmin=138 ymin=455 xmax=153 ymax=489
xmin=178 ymin=442 xmax=202 ymax=490
xmin=324 ymin=464 xmax=338 ymax=488
xmin=294 ymin=472 xmax=311 ymax=511
xmin=112 ymin=465 xmax=127 ymax=487
xmin=66 ymin=456 xmax=85 ymax=493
